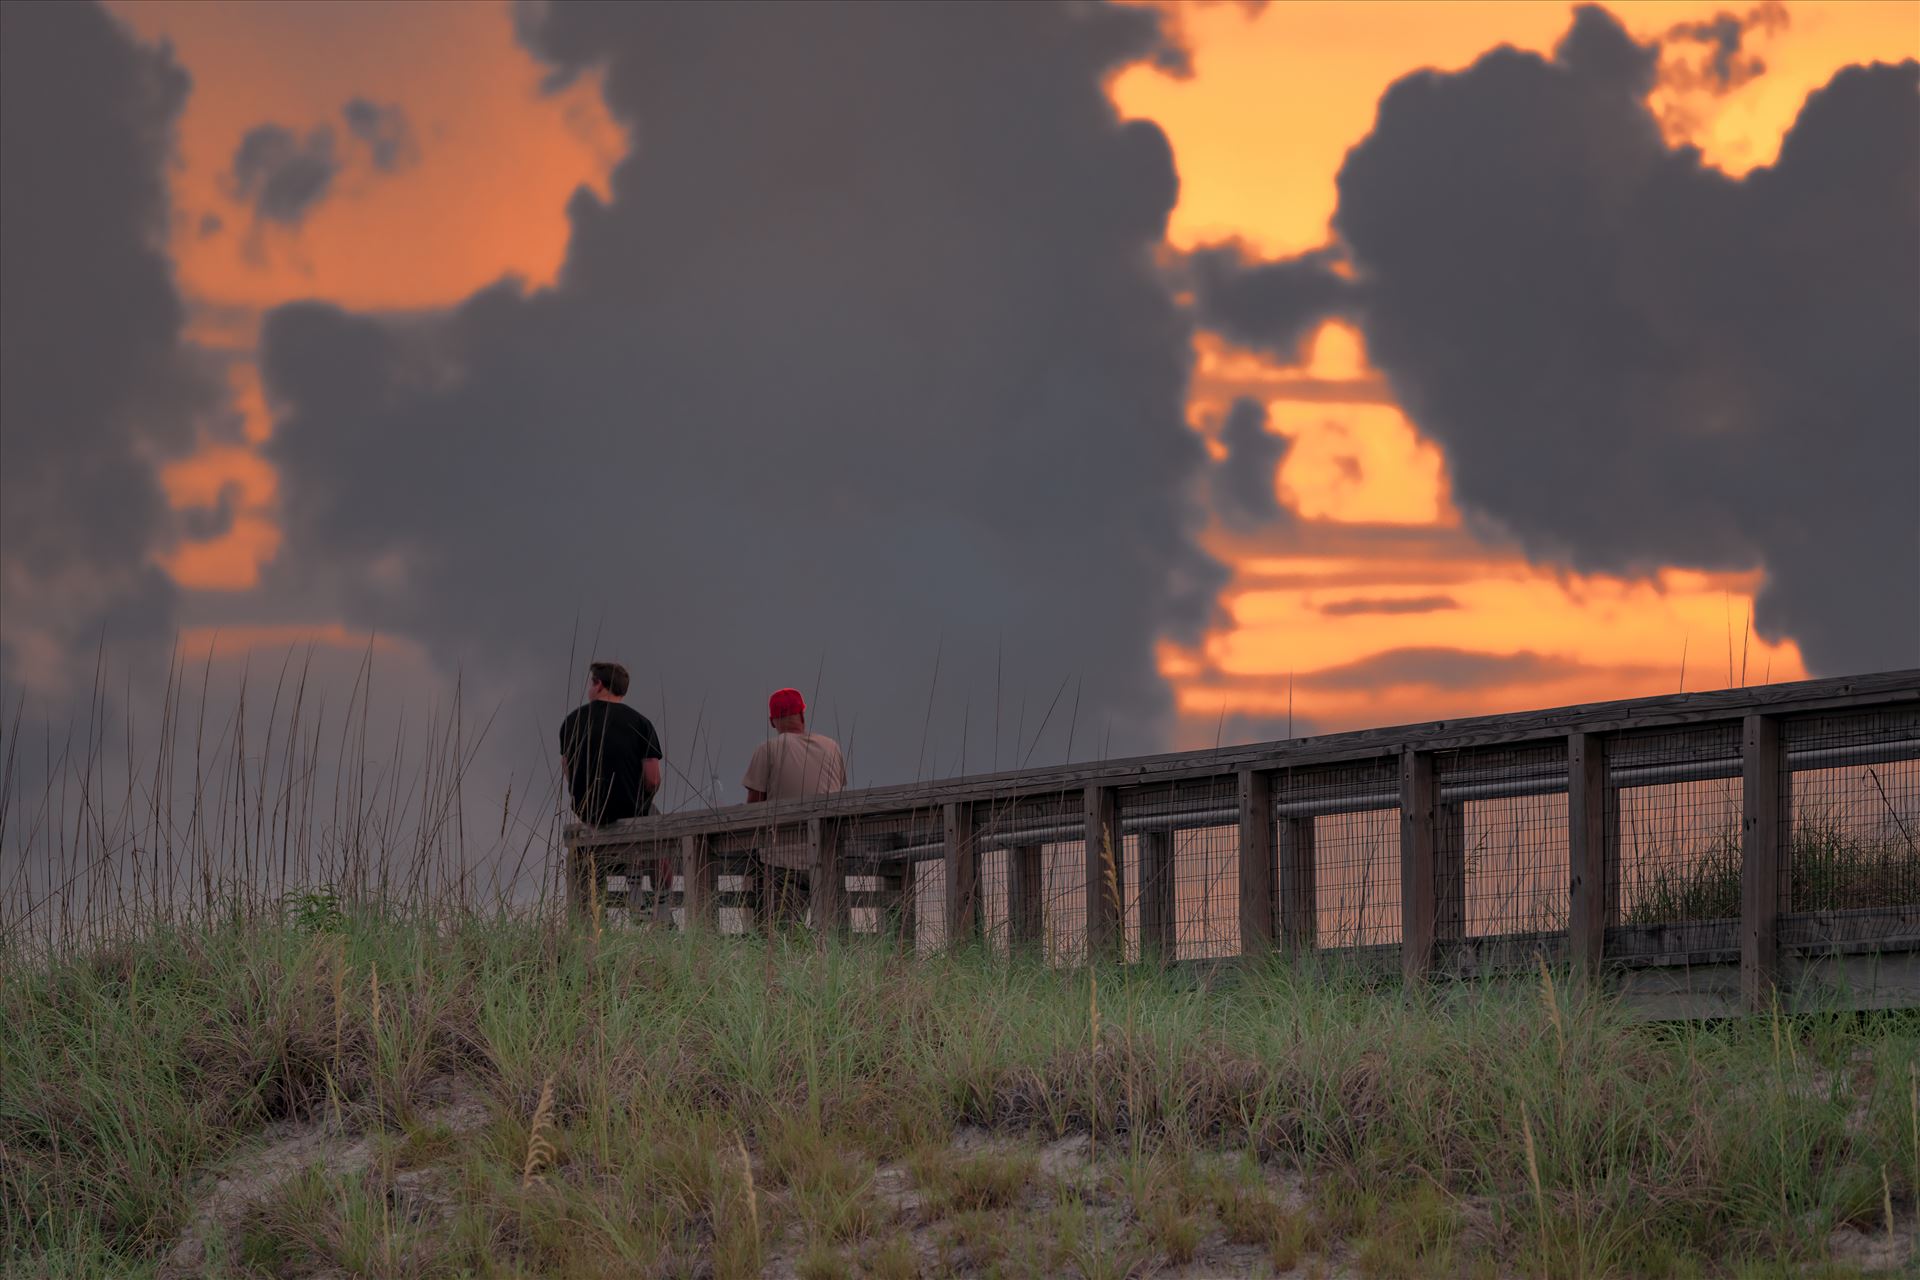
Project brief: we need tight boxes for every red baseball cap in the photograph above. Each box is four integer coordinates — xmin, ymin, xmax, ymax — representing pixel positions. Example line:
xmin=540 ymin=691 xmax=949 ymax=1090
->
xmin=768 ymin=688 xmax=806 ymax=719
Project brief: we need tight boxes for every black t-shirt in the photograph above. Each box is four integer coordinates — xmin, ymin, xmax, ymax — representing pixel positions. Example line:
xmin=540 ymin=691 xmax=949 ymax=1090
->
xmin=559 ymin=700 xmax=662 ymax=824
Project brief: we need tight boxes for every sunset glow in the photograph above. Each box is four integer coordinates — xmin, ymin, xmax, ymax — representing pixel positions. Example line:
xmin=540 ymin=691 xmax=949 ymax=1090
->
xmin=55 ymin=0 xmax=1918 ymax=730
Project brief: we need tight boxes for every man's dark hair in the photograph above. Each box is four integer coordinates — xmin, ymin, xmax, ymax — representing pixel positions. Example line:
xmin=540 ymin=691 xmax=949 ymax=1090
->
xmin=589 ymin=661 xmax=630 ymax=698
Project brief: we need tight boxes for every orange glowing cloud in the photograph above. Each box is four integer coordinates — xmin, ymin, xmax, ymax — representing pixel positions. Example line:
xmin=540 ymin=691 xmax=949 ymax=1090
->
xmin=109 ymin=0 xmax=621 ymax=312
xmin=1119 ymin=0 xmax=1918 ymax=255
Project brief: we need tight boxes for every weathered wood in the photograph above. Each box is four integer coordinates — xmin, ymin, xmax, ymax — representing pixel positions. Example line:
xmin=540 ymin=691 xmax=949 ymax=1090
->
xmin=1276 ymin=815 xmax=1317 ymax=951
xmin=1084 ymin=785 xmax=1123 ymax=961
xmin=565 ymin=841 xmax=596 ymax=919
xmin=1741 ymin=714 xmax=1786 ymax=1011
xmin=810 ymin=818 xmax=846 ymax=936
xmin=573 ymin=671 xmax=1918 ymax=848
xmin=1138 ymin=831 xmax=1176 ymax=962
xmin=681 ymin=835 xmax=713 ymax=929
xmin=1238 ymin=769 xmax=1276 ymax=959
xmin=892 ymin=862 xmax=918 ymax=946
xmin=1008 ymin=844 xmax=1045 ymax=956
xmin=1400 ymin=750 xmax=1437 ymax=982
xmin=943 ymin=802 xmax=979 ymax=947
xmin=1567 ymin=732 xmax=1608 ymax=983
xmin=1435 ymin=799 xmax=1466 ymax=953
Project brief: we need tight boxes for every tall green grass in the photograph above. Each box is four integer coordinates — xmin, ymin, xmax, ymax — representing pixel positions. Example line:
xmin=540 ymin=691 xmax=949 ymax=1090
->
xmin=4 ymin=912 xmax=1914 ymax=1277
xmin=1626 ymin=823 xmax=1919 ymax=923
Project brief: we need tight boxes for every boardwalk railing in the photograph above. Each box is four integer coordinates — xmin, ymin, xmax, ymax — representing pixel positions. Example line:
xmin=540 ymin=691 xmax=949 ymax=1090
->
xmin=567 ymin=671 xmax=1920 ymax=1014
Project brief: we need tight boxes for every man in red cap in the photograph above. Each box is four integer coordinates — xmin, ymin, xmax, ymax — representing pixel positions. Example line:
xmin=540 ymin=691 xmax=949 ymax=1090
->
xmin=743 ymin=687 xmax=847 ymax=924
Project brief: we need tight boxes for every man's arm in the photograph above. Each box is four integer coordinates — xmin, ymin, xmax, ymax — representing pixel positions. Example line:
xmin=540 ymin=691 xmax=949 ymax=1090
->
xmin=642 ymin=757 xmax=662 ymax=797
xmin=743 ymin=740 xmax=769 ymax=803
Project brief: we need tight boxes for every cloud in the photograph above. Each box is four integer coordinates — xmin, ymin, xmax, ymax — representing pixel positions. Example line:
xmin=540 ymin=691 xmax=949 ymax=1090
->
xmin=1211 ymin=397 xmax=1288 ymax=530
xmin=0 ymin=1 xmax=213 ymax=692
xmin=342 ymin=97 xmax=418 ymax=173
xmin=261 ymin=2 xmax=1227 ymax=796
xmin=1186 ymin=242 xmax=1352 ymax=366
xmin=1295 ymin=647 xmax=1590 ymax=692
xmin=1663 ymin=1 xmax=1789 ymax=96
xmin=1319 ymin=595 xmax=1459 ymax=617
xmin=1189 ymin=5 xmax=1919 ymax=675
xmin=228 ymin=122 xmax=338 ymax=226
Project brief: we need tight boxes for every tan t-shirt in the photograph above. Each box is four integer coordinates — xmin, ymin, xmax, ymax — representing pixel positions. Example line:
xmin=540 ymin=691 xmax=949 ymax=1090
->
xmin=745 ymin=731 xmax=848 ymax=871
xmin=743 ymin=730 xmax=847 ymax=803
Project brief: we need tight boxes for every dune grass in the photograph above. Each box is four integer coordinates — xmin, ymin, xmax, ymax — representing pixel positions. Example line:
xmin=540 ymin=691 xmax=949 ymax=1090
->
xmin=3 ymin=908 xmax=1915 ymax=1278
xmin=1626 ymin=823 xmax=1919 ymax=924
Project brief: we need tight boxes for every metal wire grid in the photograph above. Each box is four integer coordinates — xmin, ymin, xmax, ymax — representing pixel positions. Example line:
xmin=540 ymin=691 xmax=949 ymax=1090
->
xmin=841 ymin=808 xmax=941 ymax=938
xmin=1118 ymin=777 xmax=1240 ymax=962
xmin=1277 ymin=756 xmax=1401 ymax=952
xmin=1780 ymin=708 xmax=1920 ymax=925
xmin=1608 ymin=722 xmax=1744 ymax=926
xmin=596 ymin=837 xmax=677 ymax=927
xmin=1433 ymin=742 xmax=1570 ymax=951
xmin=972 ymin=790 xmax=1086 ymax=965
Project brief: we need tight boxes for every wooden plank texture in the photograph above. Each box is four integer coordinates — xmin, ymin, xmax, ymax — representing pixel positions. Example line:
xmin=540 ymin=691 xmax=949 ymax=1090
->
xmin=1400 ymin=750 xmax=1437 ymax=982
xmin=681 ymin=835 xmax=712 ymax=929
xmin=1238 ymin=769 xmax=1275 ymax=958
xmin=572 ymin=671 xmax=1918 ymax=847
xmin=943 ymin=802 xmax=979 ymax=947
xmin=810 ymin=818 xmax=846 ymax=936
xmin=1276 ymin=815 xmax=1317 ymax=952
xmin=1741 ymin=714 xmax=1786 ymax=1010
xmin=1566 ymin=732 xmax=1608 ymax=983
xmin=1138 ymin=831 xmax=1176 ymax=962
xmin=1085 ymin=786 xmax=1123 ymax=961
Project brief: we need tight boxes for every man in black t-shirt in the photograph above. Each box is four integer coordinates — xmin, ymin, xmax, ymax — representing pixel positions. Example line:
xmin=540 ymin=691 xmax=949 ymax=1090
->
xmin=559 ymin=661 xmax=663 ymax=825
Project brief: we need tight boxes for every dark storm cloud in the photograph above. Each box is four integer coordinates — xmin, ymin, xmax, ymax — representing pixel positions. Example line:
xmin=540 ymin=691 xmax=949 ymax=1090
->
xmin=1186 ymin=243 xmax=1352 ymax=366
xmin=228 ymin=122 xmax=338 ymax=226
xmin=1664 ymin=2 xmax=1788 ymax=95
xmin=0 ymin=1 xmax=211 ymax=690
xmin=261 ymin=1 xmax=1226 ymax=796
xmin=1319 ymin=595 xmax=1459 ymax=617
xmin=1212 ymin=397 xmax=1288 ymax=530
xmin=1189 ymin=5 xmax=1919 ymax=675
xmin=1297 ymin=648 xmax=1589 ymax=692
xmin=342 ymin=98 xmax=418 ymax=173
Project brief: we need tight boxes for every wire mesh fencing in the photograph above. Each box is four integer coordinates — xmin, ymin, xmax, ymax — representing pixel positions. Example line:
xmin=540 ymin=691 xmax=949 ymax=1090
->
xmin=1434 ymin=741 xmax=1570 ymax=963
xmin=973 ymin=790 xmax=1084 ymax=962
xmin=558 ymin=677 xmax=1919 ymax=1011
xmin=1781 ymin=707 xmax=1920 ymax=944
xmin=1608 ymin=722 xmax=1744 ymax=927
xmin=1119 ymin=777 xmax=1240 ymax=962
xmin=1276 ymin=756 xmax=1401 ymax=954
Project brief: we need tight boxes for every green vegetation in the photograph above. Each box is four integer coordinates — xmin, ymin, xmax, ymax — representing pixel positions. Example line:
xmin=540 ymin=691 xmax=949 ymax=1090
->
xmin=3 ymin=911 xmax=1915 ymax=1278
xmin=1626 ymin=823 xmax=1919 ymax=923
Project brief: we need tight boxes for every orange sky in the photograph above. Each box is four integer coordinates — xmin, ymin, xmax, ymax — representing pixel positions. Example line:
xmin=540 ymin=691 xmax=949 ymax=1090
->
xmin=111 ymin=0 xmax=1914 ymax=743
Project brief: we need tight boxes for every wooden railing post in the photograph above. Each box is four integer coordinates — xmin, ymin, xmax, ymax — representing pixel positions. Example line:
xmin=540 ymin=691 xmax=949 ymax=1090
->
xmin=1008 ymin=843 xmax=1045 ymax=957
xmin=1435 ymin=798 xmax=1466 ymax=962
xmin=1276 ymin=814 xmax=1317 ymax=953
xmin=681 ymin=834 xmax=713 ymax=930
xmin=889 ymin=861 xmax=918 ymax=947
xmin=565 ymin=836 xmax=595 ymax=920
xmin=1084 ymin=785 xmax=1123 ymax=962
xmin=1138 ymin=831 xmax=1176 ymax=963
xmin=1400 ymin=750 xmax=1437 ymax=982
xmin=1741 ymin=714 xmax=1787 ymax=1011
xmin=1238 ymin=769 xmax=1275 ymax=959
xmin=810 ymin=818 xmax=847 ymax=936
xmin=943 ymin=802 xmax=980 ymax=948
xmin=1567 ymin=733 xmax=1608 ymax=985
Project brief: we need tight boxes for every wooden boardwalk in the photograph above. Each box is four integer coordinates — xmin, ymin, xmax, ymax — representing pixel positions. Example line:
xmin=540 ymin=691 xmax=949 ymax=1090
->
xmin=568 ymin=671 xmax=1920 ymax=1016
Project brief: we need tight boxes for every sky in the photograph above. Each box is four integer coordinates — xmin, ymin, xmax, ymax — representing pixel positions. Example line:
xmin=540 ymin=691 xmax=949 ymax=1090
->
xmin=1 ymin=0 xmax=1915 ymax=812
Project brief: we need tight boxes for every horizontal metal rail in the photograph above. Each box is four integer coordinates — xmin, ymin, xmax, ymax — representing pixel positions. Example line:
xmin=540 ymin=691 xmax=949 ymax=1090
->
xmin=569 ymin=670 xmax=1920 ymax=849
xmin=686 ymin=736 xmax=1920 ymax=864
